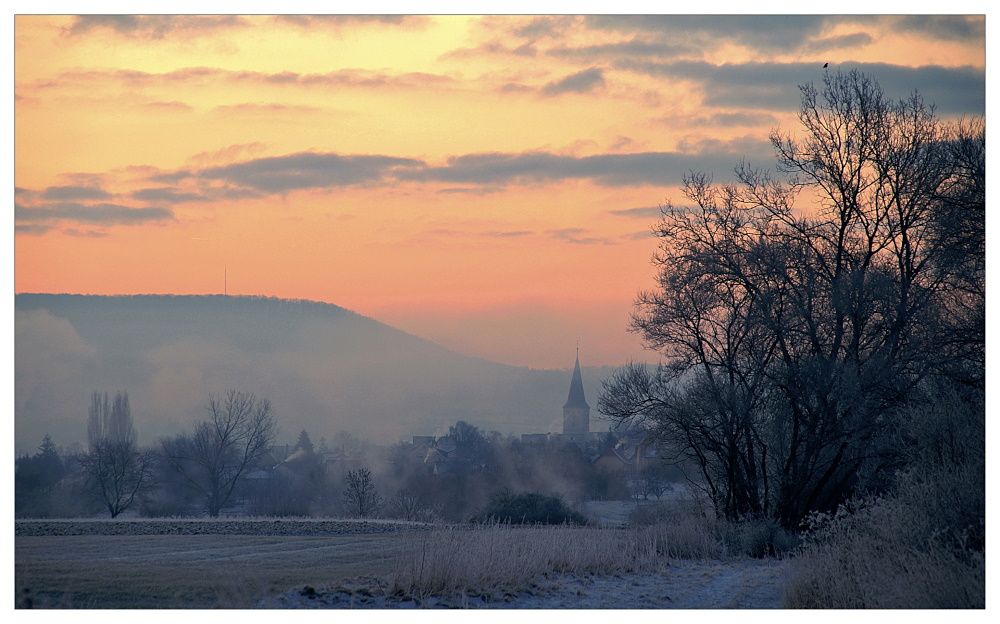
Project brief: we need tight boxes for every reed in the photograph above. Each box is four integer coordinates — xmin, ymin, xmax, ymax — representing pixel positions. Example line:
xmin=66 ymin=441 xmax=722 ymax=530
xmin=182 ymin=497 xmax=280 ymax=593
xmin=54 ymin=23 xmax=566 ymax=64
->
xmin=388 ymin=522 xmax=661 ymax=599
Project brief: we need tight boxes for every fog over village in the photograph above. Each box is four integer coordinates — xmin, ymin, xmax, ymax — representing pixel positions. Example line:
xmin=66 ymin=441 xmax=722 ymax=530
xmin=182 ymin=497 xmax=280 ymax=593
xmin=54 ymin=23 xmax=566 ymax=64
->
xmin=15 ymin=293 xmax=619 ymax=455
xmin=14 ymin=12 xmax=985 ymax=610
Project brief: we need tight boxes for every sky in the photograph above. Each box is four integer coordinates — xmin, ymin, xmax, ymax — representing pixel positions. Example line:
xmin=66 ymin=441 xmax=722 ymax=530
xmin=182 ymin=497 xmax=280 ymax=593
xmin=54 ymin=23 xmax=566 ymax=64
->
xmin=12 ymin=10 xmax=987 ymax=369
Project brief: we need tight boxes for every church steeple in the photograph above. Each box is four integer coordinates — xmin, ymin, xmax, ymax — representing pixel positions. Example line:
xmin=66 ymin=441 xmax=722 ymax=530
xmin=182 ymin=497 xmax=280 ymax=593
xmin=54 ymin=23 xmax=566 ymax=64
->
xmin=563 ymin=348 xmax=590 ymax=410
xmin=562 ymin=347 xmax=591 ymax=442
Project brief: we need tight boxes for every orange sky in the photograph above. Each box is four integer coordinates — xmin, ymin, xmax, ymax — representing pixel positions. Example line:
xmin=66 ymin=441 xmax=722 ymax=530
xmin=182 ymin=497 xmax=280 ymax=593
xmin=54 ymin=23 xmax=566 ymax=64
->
xmin=13 ymin=14 xmax=986 ymax=368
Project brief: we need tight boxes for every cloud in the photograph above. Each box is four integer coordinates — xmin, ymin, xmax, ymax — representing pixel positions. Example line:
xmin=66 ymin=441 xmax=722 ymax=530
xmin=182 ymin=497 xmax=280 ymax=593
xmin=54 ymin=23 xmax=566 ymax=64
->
xmin=35 ymin=66 xmax=457 ymax=93
xmin=437 ymin=186 xmax=507 ymax=196
xmin=585 ymin=15 xmax=829 ymax=55
xmin=548 ymin=39 xmax=695 ymax=60
xmin=15 ymin=202 xmax=175 ymax=226
xmin=487 ymin=230 xmax=532 ymax=238
xmin=890 ymin=15 xmax=985 ymax=41
xmin=215 ymin=68 xmax=457 ymax=90
xmin=130 ymin=187 xmax=209 ymax=204
xmin=442 ymin=41 xmax=538 ymax=60
xmin=546 ymin=228 xmax=617 ymax=246
xmin=67 ymin=15 xmax=250 ymax=39
xmin=498 ymin=83 xmax=535 ymax=94
xmin=63 ymin=228 xmax=110 ymax=238
xmin=577 ymin=16 xmax=982 ymax=62
xmin=607 ymin=206 xmax=663 ymax=219
xmin=676 ymin=135 xmax=771 ymax=159
xmin=609 ymin=136 xmax=635 ymax=151
xmin=40 ymin=185 xmax=114 ymax=201
xmin=510 ymin=16 xmax=578 ymax=40
xmin=273 ymin=15 xmax=426 ymax=28
xmin=617 ymin=59 xmax=985 ymax=114
xmin=803 ymin=33 xmax=875 ymax=54
xmin=623 ymin=229 xmax=657 ymax=241
xmin=414 ymin=228 xmax=534 ymax=243
xmin=681 ymin=111 xmax=779 ymax=128
xmin=142 ymin=100 xmax=195 ymax=113
xmin=541 ymin=67 xmax=606 ymax=96
xmin=186 ymin=143 xmax=268 ymax=168
xmin=197 ymin=152 xmax=426 ymax=193
xmin=212 ymin=102 xmax=322 ymax=116
xmin=402 ymin=147 xmax=769 ymax=188
xmin=616 ymin=59 xmax=823 ymax=110
xmin=15 ymin=224 xmax=56 ymax=236
xmin=402 ymin=152 xmax=578 ymax=185
xmin=842 ymin=62 xmax=985 ymax=115
xmin=21 ymin=139 xmax=778 ymax=222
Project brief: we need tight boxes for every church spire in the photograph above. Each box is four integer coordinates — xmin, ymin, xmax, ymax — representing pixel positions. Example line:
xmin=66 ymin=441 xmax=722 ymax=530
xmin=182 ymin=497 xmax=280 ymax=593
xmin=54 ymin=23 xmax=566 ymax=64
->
xmin=563 ymin=348 xmax=590 ymax=410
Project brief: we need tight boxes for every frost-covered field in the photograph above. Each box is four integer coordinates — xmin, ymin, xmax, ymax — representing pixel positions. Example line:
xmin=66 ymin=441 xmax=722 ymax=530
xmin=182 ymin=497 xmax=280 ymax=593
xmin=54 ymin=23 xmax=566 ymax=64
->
xmin=16 ymin=518 xmax=791 ymax=609
xmin=15 ymin=517 xmax=436 ymax=537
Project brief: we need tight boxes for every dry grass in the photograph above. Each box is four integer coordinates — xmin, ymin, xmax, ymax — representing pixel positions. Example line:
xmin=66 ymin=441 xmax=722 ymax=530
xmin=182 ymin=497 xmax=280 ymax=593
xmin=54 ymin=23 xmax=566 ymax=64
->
xmin=385 ymin=507 xmax=800 ymax=602
xmin=784 ymin=464 xmax=985 ymax=608
xmin=785 ymin=538 xmax=984 ymax=609
xmin=387 ymin=523 xmax=662 ymax=599
xmin=630 ymin=498 xmax=799 ymax=560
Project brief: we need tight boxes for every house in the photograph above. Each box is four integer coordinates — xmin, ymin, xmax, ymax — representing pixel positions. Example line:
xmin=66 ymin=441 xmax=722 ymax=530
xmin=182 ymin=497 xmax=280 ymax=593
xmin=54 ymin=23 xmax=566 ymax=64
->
xmin=421 ymin=436 xmax=468 ymax=475
xmin=520 ymin=433 xmax=550 ymax=445
xmin=593 ymin=446 xmax=632 ymax=475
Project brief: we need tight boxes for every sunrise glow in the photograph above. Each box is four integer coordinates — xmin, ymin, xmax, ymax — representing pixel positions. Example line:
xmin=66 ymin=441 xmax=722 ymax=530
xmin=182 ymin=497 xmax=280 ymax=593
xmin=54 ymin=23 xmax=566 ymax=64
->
xmin=14 ymin=14 xmax=986 ymax=368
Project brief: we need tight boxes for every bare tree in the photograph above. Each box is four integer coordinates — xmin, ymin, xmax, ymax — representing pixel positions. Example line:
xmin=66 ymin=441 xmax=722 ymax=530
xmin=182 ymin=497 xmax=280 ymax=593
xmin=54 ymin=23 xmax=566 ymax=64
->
xmin=80 ymin=391 xmax=154 ymax=517
xmin=80 ymin=440 xmax=156 ymax=518
xmin=600 ymin=70 xmax=983 ymax=529
xmin=388 ymin=488 xmax=440 ymax=522
xmin=343 ymin=468 xmax=382 ymax=518
xmin=926 ymin=116 xmax=985 ymax=388
xmin=88 ymin=391 xmax=136 ymax=449
xmin=388 ymin=489 xmax=423 ymax=521
xmin=160 ymin=390 xmax=277 ymax=517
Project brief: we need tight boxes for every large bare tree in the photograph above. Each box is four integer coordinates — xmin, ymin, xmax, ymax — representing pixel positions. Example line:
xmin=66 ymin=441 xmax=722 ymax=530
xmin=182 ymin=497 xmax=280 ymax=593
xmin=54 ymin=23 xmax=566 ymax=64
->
xmin=79 ymin=391 xmax=155 ymax=517
xmin=600 ymin=70 xmax=984 ymax=528
xmin=161 ymin=390 xmax=277 ymax=517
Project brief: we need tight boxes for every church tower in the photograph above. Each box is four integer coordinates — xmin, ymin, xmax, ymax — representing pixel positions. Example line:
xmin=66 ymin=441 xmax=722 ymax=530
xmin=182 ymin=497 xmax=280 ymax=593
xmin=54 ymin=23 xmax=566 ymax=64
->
xmin=562 ymin=348 xmax=590 ymax=443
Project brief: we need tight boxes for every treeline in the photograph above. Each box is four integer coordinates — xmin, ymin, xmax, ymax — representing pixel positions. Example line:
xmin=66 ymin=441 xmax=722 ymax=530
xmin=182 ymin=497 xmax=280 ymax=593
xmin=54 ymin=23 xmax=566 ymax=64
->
xmin=15 ymin=390 xmax=682 ymax=522
xmin=16 ymin=389 xmax=279 ymax=519
xmin=243 ymin=421 xmax=650 ymax=523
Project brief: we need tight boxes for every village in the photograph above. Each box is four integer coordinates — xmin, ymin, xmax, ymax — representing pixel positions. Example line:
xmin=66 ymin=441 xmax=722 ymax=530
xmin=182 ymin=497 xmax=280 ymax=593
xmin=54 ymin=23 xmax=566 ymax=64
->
xmin=240 ymin=350 xmax=686 ymax=523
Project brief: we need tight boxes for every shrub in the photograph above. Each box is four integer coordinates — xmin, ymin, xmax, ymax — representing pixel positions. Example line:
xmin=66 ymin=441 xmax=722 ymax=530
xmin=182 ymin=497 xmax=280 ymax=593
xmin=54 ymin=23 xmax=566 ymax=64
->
xmin=784 ymin=388 xmax=985 ymax=608
xmin=470 ymin=490 xmax=586 ymax=525
xmin=630 ymin=498 xmax=799 ymax=560
xmin=784 ymin=462 xmax=985 ymax=608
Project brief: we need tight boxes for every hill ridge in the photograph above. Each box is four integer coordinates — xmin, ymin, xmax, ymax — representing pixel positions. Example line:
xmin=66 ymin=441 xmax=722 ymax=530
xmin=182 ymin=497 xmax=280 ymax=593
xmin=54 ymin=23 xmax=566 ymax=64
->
xmin=15 ymin=293 xmax=613 ymax=454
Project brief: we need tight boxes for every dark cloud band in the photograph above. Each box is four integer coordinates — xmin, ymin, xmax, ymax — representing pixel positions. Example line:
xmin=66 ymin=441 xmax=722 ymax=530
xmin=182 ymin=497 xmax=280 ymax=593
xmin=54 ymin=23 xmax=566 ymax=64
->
xmin=15 ymin=202 xmax=174 ymax=226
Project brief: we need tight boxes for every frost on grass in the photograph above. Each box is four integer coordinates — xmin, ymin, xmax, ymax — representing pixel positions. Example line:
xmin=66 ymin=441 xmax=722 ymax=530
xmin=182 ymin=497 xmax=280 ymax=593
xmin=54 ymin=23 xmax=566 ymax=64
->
xmin=267 ymin=522 xmax=792 ymax=609
xmin=269 ymin=559 xmax=790 ymax=609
